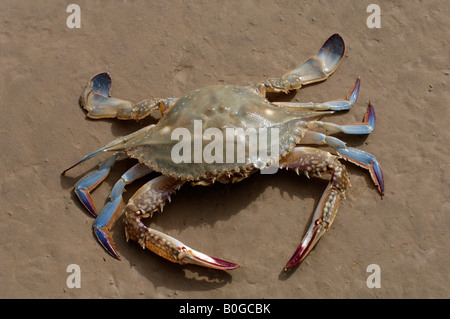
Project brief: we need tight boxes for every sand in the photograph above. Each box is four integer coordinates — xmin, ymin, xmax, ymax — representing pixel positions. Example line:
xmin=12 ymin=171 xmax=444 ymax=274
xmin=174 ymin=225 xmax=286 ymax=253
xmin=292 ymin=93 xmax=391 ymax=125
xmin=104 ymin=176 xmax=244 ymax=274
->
xmin=0 ymin=0 xmax=448 ymax=299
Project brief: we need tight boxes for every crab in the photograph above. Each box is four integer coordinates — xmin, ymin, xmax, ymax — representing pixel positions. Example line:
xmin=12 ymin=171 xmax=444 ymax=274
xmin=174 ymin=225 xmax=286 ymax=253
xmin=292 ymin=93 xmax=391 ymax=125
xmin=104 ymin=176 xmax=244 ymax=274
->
xmin=63 ymin=34 xmax=384 ymax=271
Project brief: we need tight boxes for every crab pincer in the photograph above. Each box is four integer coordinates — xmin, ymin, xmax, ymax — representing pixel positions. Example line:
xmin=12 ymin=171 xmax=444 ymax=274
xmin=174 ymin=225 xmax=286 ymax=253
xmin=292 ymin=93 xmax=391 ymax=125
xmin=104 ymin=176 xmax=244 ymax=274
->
xmin=122 ymin=175 xmax=240 ymax=270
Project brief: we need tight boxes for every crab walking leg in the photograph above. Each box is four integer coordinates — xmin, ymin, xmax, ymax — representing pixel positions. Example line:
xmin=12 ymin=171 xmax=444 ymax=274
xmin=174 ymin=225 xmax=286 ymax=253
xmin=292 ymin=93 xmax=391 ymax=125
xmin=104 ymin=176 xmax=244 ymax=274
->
xmin=81 ymin=72 xmax=177 ymax=120
xmin=252 ymin=34 xmax=345 ymax=94
xmin=72 ymin=152 xmax=127 ymax=217
xmin=62 ymin=124 xmax=155 ymax=175
xmin=123 ymin=175 xmax=240 ymax=270
xmin=280 ymin=147 xmax=350 ymax=270
xmin=93 ymin=163 xmax=153 ymax=260
xmin=301 ymin=130 xmax=384 ymax=196
xmin=309 ymin=102 xmax=376 ymax=134
xmin=272 ymin=78 xmax=360 ymax=112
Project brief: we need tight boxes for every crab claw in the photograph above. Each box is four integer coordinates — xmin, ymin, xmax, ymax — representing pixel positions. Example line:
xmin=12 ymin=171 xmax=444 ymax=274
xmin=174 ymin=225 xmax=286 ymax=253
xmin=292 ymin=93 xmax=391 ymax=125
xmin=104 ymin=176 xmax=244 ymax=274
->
xmin=124 ymin=210 xmax=240 ymax=270
xmin=284 ymin=218 xmax=326 ymax=270
xmin=285 ymin=183 xmax=342 ymax=270
xmin=177 ymin=245 xmax=241 ymax=270
xmin=280 ymin=148 xmax=351 ymax=270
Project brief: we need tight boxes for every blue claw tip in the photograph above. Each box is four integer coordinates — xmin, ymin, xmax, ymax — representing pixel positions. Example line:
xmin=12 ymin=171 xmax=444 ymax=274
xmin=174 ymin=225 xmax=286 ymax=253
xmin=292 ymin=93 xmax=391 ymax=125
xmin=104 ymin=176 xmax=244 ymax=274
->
xmin=91 ymin=72 xmax=112 ymax=97
xmin=74 ymin=188 xmax=97 ymax=217
xmin=372 ymin=160 xmax=384 ymax=197
xmin=94 ymin=227 xmax=120 ymax=260
xmin=319 ymin=34 xmax=345 ymax=62
xmin=336 ymin=147 xmax=384 ymax=196
xmin=366 ymin=102 xmax=376 ymax=130
xmin=348 ymin=78 xmax=360 ymax=105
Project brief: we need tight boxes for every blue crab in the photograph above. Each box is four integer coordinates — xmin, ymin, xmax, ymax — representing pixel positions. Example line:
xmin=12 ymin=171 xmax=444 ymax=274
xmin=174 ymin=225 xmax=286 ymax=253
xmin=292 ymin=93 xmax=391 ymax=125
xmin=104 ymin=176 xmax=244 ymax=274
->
xmin=63 ymin=34 xmax=383 ymax=271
